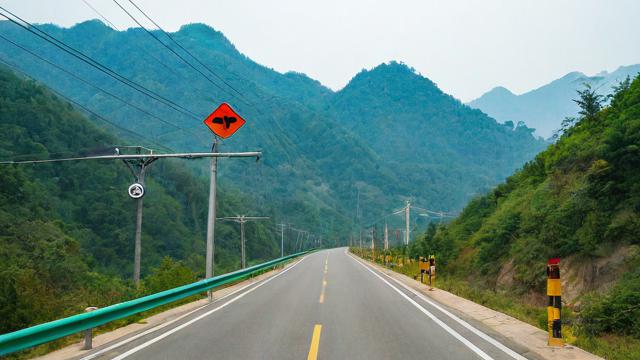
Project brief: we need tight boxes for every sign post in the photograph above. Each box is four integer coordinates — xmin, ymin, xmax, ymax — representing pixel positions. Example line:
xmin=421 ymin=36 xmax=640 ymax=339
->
xmin=203 ymin=103 xmax=247 ymax=301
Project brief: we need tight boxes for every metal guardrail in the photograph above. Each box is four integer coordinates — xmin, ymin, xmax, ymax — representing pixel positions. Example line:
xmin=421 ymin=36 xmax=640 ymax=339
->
xmin=0 ymin=251 xmax=310 ymax=356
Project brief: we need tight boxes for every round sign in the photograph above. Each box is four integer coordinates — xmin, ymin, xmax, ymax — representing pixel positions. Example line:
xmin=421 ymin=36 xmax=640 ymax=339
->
xmin=128 ymin=183 xmax=145 ymax=199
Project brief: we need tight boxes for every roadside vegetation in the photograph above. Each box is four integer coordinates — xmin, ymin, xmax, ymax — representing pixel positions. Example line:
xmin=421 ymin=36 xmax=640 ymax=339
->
xmin=353 ymin=73 xmax=640 ymax=360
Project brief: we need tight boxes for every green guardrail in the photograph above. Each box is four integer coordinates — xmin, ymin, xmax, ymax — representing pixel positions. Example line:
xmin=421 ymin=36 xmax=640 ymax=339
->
xmin=0 ymin=250 xmax=311 ymax=356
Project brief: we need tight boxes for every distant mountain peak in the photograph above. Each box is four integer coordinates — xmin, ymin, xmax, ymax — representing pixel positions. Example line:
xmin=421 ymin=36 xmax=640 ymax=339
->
xmin=175 ymin=22 xmax=239 ymax=55
xmin=341 ymin=60 xmax=441 ymax=97
xmin=40 ymin=19 xmax=113 ymax=34
xmin=485 ymin=86 xmax=516 ymax=98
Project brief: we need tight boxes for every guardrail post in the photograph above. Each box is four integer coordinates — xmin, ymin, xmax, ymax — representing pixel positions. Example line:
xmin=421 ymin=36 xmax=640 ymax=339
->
xmin=82 ymin=307 xmax=99 ymax=350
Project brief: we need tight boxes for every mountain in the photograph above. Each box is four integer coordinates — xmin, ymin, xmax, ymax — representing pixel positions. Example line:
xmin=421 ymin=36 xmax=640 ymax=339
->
xmin=330 ymin=62 xmax=546 ymax=210
xmin=0 ymin=65 xmax=290 ymax=337
xmin=468 ymin=65 xmax=640 ymax=138
xmin=412 ymin=73 xmax=640 ymax=339
xmin=0 ymin=19 xmax=545 ymax=240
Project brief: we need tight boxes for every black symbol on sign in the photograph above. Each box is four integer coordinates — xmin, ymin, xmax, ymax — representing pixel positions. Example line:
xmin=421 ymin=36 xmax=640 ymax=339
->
xmin=212 ymin=116 xmax=237 ymax=129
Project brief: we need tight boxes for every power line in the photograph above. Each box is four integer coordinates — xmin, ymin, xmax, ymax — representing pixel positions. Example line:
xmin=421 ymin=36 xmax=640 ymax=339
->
xmin=81 ymin=0 xmax=118 ymax=29
xmin=0 ymin=33 xmax=202 ymax=142
xmin=80 ymin=0 xmax=181 ymax=78
xmin=128 ymin=0 xmax=250 ymax=104
xmin=0 ymin=58 xmax=175 ymax=155
xmin=0 ymin=6 xmax=201 ymax=120
xmin=111 ymin=0 xmax=249 ymax=107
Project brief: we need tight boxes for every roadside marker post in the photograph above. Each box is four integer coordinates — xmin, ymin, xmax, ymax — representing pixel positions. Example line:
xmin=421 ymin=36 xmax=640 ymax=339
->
xmin=419 ymin=256 xmax=429 ymax=283
xmin=428 ymin=255 xmax=436 ymax=290
xmin=546 ymin=258 xmax=563 ymax=347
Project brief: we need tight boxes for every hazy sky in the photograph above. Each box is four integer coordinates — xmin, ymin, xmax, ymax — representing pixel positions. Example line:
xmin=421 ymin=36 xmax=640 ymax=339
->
xmin=3 ymin=0 xmax=640 ymax=101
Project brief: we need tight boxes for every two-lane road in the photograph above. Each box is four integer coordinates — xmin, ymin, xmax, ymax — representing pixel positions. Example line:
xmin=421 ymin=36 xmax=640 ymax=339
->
xmin=80 ymin=248 xmax=531 ymax=360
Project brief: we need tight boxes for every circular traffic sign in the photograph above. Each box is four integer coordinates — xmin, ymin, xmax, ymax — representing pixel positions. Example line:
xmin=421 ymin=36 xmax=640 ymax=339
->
xmin=128 ymin=183 xmax=145 ymax=199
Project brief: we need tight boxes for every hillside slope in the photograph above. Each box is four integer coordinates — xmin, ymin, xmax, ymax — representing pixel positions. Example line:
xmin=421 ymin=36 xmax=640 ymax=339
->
xmin=0 ymin=20 xmax=546 ymax=233
xmin=412 ymin=74 xmax=640 ymax=341
xmin=331 ymin=62 xmax=547 ymax=210
xmin=0 ymin=66 xmax=286 ymax=335
xmin=469 ymin=65 xmax=640 ymax=138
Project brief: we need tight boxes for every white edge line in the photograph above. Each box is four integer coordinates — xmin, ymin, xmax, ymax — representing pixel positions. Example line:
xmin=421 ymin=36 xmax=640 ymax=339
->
xmin=348 ymin=250 xmax=527 ymax=360
xmin=80 ymin=257 xmax=306 ymax=360
xmin=376 ymin=265 xmax=528 ymax=360
xmin=347 ymin=252 xmax=494 ymax=360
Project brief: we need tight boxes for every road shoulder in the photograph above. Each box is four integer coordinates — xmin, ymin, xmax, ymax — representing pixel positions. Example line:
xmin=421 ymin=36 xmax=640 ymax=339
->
xmin=33 ymin=262 xmax=296 ymax=360
xmin=355 ymin=253 xmax=603 ymax=360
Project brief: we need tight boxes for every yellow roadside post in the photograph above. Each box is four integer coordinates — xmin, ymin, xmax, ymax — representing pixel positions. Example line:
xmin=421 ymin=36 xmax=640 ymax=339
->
xmin=428 ymin=255 xmax=436 ymax=290
xmin=419 ymin=256 xmax=428 ymax=283
xmin=547 ymin=258 xmax=563 ymax=347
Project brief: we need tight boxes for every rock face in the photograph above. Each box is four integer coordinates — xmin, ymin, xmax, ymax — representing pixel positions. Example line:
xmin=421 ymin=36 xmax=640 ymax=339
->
xmin=495 ymin=246 xmax=639 ymax=306
xmin=561 ymin=245 xmax=639 ymax=305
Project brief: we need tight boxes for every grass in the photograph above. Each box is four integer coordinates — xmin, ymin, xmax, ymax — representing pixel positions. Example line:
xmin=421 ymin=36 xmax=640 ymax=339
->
xmin=351 ymin=247 xmax=640 ymax=360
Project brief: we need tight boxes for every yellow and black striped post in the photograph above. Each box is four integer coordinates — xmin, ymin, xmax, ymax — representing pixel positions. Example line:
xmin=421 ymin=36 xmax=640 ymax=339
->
xmin=546 ymin=258 xmax=563 ymax=347
xmin=428 ymin=255 xmax=436 ymax=290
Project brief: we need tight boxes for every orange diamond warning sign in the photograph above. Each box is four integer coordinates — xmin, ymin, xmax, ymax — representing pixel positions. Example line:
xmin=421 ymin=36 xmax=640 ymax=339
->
xmin=203 ymin=103 xmax=246 ymax=139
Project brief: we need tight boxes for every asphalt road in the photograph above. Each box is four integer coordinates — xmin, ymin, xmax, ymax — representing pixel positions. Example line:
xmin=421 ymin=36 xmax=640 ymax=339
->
xmin=79 ymin=248 xmax=532 ymax=360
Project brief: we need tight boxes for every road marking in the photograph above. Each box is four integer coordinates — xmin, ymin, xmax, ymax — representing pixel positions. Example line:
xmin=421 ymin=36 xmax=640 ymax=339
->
xmin=107 ymin=256 xmax=307 ymax=360
xmin=348 ymin=253 xmax=494 ymax=360
xmin=307 ymin=324 xmax=322 ymax=360
xmin=349 ymin=250 xmax=528 ymax=360
xmin=80 ymin=265 xmax=290 ymax=360
xmin=377 ymin=267 xmax=528 ymax=360
xmin=319 ymin=255 xmax=328 ymax=303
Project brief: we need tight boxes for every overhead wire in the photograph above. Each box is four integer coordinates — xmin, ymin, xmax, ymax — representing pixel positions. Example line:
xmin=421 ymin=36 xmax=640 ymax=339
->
xmin=79 ymin=0 xmax=181 ymax=78
xmin=127 ymin=0 xmax=250 ymax=104
xmin=0 ymin=6 xmax=202 ymax=120
xmin=0 ymin=58 xmax=175 ymax=155
xmin=0 ymin=33 xmax=199 ymax=140
xmin=81 ymin=0 xmax=118 ymax=29
xmin=111 ymin=0 xmax=251 ymax=107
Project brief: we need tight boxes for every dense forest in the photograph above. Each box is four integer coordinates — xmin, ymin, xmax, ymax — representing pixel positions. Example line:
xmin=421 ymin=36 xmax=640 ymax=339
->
xmin=0 ymin=66 xmax=286 ymax=337
xmin=0 ymin=18 xmax=546 ymax=353
xmin=408 ymin=74 xmax=640 ymax=344
xmin=0 ymin=20 xmax=546 ymax=238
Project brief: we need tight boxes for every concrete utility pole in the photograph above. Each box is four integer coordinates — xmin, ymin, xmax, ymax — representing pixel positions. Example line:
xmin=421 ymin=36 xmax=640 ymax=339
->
xmin=206 ymin=139 xmax=218 ymax=299
xmin=405 ymin=200 xmax=411 ymax=246
xmin=218 ymin=215 xmax=269 ymax=268
xmin=384 ymin=221 xmax=389 ymax=250
xmin=276 ymin=223 xmax=287 ymax=257
xmin=121 ymin=154 xmax=156 ymax=287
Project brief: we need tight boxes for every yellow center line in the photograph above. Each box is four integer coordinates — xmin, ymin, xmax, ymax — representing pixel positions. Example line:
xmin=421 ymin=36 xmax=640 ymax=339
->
xmin=307 ymin=324 xmax=322 ymax=360
xmin=319 ymin=255 xmax=328 ymax=303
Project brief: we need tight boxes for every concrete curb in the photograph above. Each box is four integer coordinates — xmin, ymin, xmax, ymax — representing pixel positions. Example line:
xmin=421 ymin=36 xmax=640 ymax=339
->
xmin=358 ymin=255 xmax=603 ymax=360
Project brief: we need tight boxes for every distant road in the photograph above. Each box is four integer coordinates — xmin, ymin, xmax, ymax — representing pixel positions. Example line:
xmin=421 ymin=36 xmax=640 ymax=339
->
xmin=79 ymin=248 xmax=530 ymax=360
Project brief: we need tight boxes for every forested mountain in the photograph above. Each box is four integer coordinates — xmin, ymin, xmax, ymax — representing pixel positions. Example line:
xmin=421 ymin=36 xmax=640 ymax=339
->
xmin=330 ymin=62 xmax=546 ymax=210
xmin=468 ymin=64 xmax=640 ymax=138
xmin=0 ymin=20 xmax=546 ymax=236
xmin=412 ymin=74 xmax=640 ymax=337
xmin=0 ymin=66 xmax=287 ymax=335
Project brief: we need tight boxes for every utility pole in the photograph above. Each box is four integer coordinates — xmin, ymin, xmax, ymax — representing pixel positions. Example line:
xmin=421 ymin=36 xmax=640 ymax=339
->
xmin=218 ymin=215 xmax=269 ymax=268
xmin=405 ymin=200 xmax=411 ymax=246
xmin=276 ymin=223 xmax=286 ymax=257
xmin=384 ymin=221 xmax=389 ymax=250
xmin=206 ymin=139 xmax=218 ymax=299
